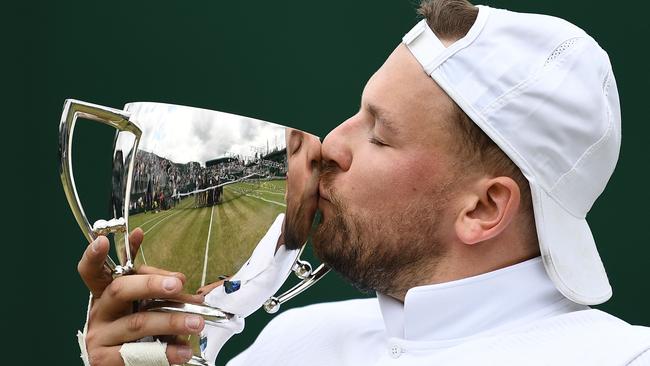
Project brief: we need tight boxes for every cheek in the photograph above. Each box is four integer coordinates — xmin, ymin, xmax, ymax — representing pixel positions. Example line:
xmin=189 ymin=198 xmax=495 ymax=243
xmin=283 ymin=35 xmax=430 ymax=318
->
xmin=338 ymin=148 xmax=445 ymax=213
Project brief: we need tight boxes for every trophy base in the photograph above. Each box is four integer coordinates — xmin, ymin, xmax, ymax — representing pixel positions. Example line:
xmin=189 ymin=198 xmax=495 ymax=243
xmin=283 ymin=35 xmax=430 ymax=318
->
xmin=188 ymin=355 xmax=213 ymax=366
xmin=142 ymin=300 xmax=232 ymax=366
xmin=143 ymin=299 xmax=232 ymax=325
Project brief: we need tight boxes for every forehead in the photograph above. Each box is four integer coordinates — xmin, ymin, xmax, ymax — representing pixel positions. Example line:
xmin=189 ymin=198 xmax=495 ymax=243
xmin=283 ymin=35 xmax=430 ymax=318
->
xmin=362 ymin=44 xmax=456 ymax=142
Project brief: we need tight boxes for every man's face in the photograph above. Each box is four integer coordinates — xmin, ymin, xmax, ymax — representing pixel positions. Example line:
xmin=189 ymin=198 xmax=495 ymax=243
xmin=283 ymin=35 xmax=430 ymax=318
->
xmin=312 ymin=44 xmax=462 ymax=297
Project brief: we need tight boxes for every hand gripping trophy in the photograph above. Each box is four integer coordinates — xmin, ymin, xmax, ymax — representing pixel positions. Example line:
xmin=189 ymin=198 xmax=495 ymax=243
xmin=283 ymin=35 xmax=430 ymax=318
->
xmin=59 ymin=100 xmax=330 ymax=365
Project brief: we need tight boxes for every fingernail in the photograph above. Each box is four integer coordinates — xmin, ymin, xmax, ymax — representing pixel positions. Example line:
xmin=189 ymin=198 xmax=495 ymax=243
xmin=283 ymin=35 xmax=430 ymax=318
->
xmin=162 ymin=277 xmax=180 ymax=292
xmin=186 ymin=315 xmax=202 ymax=330
xmin=91 ymin=238 xmax=101 ymax=253
xmin=177 ymin=346 xmax=192 ymax=362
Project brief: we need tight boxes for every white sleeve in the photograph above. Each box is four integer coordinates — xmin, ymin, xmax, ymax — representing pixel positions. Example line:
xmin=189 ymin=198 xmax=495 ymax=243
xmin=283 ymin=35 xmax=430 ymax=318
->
xmin=203 ymin=213 xmax=300 ymax=318
xmin=202 ymin=213 xmax=301 ymax=364
xmin=225 ymin=310 xmax=297 ymax=366
xmin=200 ymin=316 xmax=245 ymax=364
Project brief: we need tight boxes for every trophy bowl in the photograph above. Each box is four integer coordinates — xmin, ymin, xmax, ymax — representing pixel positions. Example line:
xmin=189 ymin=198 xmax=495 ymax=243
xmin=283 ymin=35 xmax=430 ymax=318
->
xmin=59 ymin=100 xmax=329 ymax=365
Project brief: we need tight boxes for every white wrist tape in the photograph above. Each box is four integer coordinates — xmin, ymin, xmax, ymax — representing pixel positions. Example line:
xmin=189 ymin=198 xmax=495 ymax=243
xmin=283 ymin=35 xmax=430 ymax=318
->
xmin=77 ymin=293 xmax=93 ymax=366
xmin=77 ymin=292 xmax=170 ymax=366
xmin=119 ymin=340 xmax=169 ymax=366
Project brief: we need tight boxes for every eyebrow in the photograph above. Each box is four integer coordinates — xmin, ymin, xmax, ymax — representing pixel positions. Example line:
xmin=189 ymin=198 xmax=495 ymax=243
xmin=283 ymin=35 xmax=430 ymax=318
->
xmin=366 ymin=102 xmax=401 ymax=136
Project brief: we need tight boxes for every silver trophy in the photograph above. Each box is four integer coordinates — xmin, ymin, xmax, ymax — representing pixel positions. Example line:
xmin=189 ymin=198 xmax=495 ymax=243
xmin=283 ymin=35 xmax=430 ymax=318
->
xmin=59 ymin=99 xmax=329 ymax=365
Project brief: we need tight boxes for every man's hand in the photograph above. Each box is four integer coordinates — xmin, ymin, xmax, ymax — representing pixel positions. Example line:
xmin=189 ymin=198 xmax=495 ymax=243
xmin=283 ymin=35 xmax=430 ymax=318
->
xmin=196 ymin=278 xmax=227 ymax=296
xmin=77 ymin=228 xmax=206 ymax=365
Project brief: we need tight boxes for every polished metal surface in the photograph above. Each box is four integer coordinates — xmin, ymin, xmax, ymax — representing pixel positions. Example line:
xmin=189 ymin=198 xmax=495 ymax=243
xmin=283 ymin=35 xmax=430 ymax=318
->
xmin=114 ymin=102 xmax=292 ymax=281
xmin=188 ymin=356 xmax=211 ymax=366
xmin=264 ymin=263 xmax=330 ymax=314
xmin=60 ymin=100 xmax=330 ymax=365
xmin=143 ymin=299 xmax=232 ymax=326
xmin=59 ymin=99 xmax=142 ymax=275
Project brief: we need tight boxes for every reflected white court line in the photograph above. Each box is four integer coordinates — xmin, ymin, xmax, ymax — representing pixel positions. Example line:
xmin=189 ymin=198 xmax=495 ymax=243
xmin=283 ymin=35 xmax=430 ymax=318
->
xmin=231 ymin=189 xmax=286 ymax=207
xmin=138 ymin=210 xmax=176 ymax=229
xmin=200 ymin=205 xmax=216 ymax=287
xmin=254 ymin=190 xmax=285 ymax=196
xmin=138 ymin=210 xmax=183 ymax=265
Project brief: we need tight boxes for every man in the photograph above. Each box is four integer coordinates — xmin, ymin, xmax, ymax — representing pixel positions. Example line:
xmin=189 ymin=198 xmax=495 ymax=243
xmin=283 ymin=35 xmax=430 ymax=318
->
xmin=77 ymin=0 xmax=650 ymax=365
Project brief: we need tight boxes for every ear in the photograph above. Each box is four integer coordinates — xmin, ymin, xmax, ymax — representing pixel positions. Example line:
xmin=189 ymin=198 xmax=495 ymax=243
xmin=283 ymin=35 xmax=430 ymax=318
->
xmin=454 ymin=177 xmax=521 ymax=245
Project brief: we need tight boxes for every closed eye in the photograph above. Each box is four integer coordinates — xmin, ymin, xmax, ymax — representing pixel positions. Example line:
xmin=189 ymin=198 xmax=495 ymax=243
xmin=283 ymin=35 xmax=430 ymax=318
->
xmin=368 ymin=136 xmax=388 ymax=147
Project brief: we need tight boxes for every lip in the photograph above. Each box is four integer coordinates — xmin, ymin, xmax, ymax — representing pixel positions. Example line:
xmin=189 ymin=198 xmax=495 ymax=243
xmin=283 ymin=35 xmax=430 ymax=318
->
xmin=318 ymin=183 xmax=331 ymax=202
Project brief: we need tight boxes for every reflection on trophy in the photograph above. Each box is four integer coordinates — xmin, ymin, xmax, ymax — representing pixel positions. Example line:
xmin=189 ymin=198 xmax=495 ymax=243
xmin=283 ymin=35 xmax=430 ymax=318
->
xmin=59 ymin=100 xmax=329 ymax=365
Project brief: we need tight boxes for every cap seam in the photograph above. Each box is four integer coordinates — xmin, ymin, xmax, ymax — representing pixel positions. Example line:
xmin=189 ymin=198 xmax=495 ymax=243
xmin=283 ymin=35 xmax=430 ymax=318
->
xmin=549 ymin=110 xmax=615 ymax=198
xmin=435 ymin=44 xmax=593 ymax=220
xmin=421 ymin=5 xmax=492 ymax=75
xmin=433 ymin=70 xmax=541 ymax=194
xmin=481 ymin=36 xmax=587 ymax=118
xmin=404 ymin=6 xmax=615 ymax=307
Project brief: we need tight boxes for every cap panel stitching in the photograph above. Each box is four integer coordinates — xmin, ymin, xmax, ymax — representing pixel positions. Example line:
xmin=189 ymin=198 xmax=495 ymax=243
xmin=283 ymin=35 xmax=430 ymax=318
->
xmin=480 ymin=37 xmax=587 ymax=118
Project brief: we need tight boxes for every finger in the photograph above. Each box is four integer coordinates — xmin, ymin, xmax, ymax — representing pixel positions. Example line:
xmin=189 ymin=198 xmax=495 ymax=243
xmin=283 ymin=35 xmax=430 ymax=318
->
xmin=88 ymin=343 xmax=193 ymax=366
xmin=78 ymin=236 xmax=113 ymax=298
xmin=196 ymin=280 xmax=225 ymax=295
xmin=98 ymin=311 xmax=204 ymax=346
xmin=87 ymin=345 xmax=125 ymax=366
xmin=158 ymin=334 xmax=190 ymax=346
xmin=100 ymin=275 xmax=185 ymax=317
xmin=120 ymin=228 xmax=144 ymax=262
xmin=167 ymin=343 xmax=195 ymax=365
xmin=137 ymin=265 xmax=187 ymax=284
xmin=176 ymin=292 xmax=206 ymax=305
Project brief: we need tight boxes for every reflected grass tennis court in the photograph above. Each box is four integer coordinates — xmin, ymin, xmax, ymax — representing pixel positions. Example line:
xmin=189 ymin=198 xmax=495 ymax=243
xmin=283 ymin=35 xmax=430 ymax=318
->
xmin=115 ymin=179 xmax=286 ymax=294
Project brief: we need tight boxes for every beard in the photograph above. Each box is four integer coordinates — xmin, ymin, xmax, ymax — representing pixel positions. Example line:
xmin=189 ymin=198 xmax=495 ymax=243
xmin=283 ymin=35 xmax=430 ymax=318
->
xmin=312 ymin=182 xmax=450 ymax=297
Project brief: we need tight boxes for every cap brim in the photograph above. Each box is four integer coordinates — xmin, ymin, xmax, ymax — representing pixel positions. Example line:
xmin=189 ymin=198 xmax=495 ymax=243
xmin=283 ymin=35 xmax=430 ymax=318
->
xmin=530 ymin=182 xmax=612 ymax=305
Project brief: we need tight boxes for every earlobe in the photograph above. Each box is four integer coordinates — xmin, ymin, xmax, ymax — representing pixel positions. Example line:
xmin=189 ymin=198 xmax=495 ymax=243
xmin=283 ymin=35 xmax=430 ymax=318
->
xmin=454 ymin=177 xmax=521 ymax=245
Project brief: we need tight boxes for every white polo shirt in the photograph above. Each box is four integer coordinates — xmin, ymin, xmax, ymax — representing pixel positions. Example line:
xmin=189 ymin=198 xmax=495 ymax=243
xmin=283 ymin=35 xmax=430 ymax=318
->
xmin=227 ymin=257 xmax=650 ymax=365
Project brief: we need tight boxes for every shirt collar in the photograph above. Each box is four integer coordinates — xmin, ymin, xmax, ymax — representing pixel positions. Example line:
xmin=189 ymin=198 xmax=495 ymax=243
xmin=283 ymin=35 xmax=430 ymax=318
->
xmin=377 ymin=257 xmax=581 ymax=341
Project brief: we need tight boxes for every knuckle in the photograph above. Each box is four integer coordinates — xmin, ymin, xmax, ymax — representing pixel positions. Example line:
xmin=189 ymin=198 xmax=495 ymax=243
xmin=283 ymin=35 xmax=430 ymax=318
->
xmin=175 ymin=272 xmax=186 ymax=283
xmin=88 ymin=304 xmax=102 ymax=323
xmin=85 ymin=329 xmax=97 ymax=347
xmin=87 ymin=349 xmax=107 ymax=366
xmin=169 ymin=313 xmax=183 ymax=332
xmin=127 ymin=312 xmax=147 ymax=332
xmin=105 ymin=278 xmax=123 ymax=300
xmin=146 ymin=275 xmax=158 ymax=293
xmin=99 ymin=268 xmax=114 ymax=284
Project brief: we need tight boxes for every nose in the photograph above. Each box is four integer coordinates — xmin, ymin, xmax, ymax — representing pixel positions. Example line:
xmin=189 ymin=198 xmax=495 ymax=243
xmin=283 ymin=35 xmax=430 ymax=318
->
xmin=321 ymin=118 xmax=354 ymax=172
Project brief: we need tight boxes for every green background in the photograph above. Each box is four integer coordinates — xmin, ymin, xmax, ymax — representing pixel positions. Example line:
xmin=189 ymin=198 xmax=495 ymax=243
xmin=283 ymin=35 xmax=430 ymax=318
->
xmin=17 ymin=0 xmax=649 ymax=364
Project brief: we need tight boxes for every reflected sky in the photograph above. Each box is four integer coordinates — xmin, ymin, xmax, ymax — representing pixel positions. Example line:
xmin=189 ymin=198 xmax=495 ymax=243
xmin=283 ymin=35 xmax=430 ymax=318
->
xmin=118 ymin=103 xmax=287 ymax=166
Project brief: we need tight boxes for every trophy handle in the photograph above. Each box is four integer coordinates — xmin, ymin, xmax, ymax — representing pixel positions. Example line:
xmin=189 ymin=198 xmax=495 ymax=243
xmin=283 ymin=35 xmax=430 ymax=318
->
xmin=263 ymin=262 xmax=331 ymax=314
xmin=59 ymin=99 xmax=142 ymax=275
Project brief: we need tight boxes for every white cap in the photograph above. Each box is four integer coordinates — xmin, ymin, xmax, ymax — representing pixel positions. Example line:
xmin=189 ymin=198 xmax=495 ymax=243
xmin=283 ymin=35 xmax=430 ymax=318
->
xmin=403 ymin=5 xmax=621 ymax=305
